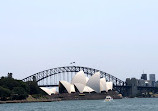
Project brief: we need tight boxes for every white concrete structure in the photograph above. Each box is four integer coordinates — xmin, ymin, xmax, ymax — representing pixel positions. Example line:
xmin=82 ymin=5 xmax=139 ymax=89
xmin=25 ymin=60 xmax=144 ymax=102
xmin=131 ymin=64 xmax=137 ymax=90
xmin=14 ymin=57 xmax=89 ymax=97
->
xmin=50 ymin=88 xmax=57 ymax=94
xmin=74 ymin=83 xmax=85 ymax=93
xmin=100 ymin=78 xmax=108 ymax=92
xmin=59 ymin=81 xmax=75 ymax=93
xmin=86 ymin=77 xmax=89 ymax=83
xmin=40 ymin=87 xmax=56 ymax=95
xmin=73 ymin=83 xmax=94 ymax=93
xmin=70 ymin=84 xmax=76 ymax=93
xmin=71 ymin=71 xmax=87 ymax=85
xmin=82 ymin=86 xmax=94 ymax=93
xmin=58 ymin=71 xmax=113 ymax=94
xmin=87 ymin=72 xmax=101 ymax=93
xmin=106 ymin=82 xmax=113 ymax=91
xmin=70 ymin=70 xmax=95 ymax=93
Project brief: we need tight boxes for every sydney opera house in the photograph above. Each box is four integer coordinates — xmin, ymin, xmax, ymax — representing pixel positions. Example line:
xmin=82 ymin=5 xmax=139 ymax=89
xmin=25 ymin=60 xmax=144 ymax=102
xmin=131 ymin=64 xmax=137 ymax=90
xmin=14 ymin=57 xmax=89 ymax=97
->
xmin=40 ymin=71 xmax=113 ymax=95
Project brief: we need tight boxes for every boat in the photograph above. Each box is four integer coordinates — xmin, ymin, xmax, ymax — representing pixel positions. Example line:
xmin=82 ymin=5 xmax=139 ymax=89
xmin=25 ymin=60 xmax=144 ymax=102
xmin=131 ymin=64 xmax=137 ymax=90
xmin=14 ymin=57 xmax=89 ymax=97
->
xmin=104 ymin=96 xmax=113 ymax=101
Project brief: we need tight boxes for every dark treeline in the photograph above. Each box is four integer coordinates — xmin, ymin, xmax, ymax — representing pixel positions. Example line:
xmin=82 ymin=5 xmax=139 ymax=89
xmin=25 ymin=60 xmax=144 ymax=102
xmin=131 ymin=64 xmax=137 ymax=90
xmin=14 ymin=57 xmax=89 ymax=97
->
xmin=0 ymin=76 xmax=45 ymax=101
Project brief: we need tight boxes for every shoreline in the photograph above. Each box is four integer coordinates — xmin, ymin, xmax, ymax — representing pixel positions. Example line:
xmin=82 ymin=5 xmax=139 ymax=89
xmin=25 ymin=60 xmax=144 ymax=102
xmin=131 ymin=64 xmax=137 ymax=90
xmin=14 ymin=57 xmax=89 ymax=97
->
xmin=1 ymin=97 xmax=158 ymax=104
xmin=0 ymin=99 xmax=61 ymax=104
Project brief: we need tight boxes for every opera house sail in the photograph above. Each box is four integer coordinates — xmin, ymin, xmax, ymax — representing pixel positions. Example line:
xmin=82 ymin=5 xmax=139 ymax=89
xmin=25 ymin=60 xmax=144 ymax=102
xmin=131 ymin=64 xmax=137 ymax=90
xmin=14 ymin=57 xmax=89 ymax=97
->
xmin=59 ymin=81 xmax=75 ymax=94
xmin=40 ymin=70 xmax=113 ymax=95
xmin=40 ymin=87 xmax=56 ymax=95
xmin=87 ymin=72 xmax=101 ymax=93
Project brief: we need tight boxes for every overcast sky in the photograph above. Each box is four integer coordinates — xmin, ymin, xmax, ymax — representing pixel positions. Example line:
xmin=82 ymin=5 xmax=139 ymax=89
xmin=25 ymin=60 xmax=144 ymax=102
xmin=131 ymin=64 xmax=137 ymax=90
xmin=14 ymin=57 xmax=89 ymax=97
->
xmin=0 ymin=0 xmax=158 ymax=81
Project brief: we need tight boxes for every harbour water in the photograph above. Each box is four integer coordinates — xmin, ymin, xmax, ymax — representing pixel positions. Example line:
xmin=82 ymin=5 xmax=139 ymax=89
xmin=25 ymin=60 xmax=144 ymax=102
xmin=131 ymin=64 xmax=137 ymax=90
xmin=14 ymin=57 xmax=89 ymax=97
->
xmin=0 ymin=98 xmax=158 ymax=111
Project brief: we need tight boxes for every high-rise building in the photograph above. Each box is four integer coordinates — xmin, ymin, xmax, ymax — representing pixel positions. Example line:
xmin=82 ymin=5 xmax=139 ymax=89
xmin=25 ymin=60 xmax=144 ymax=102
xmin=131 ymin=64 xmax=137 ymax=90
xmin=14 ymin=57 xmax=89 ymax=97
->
xmin=141 ymin=74 xmax=147 ymax=80
xmin=149 ymin=74 xmax=156 ymax=82
xmin=149 ymin=74 xmax=156 ymax=87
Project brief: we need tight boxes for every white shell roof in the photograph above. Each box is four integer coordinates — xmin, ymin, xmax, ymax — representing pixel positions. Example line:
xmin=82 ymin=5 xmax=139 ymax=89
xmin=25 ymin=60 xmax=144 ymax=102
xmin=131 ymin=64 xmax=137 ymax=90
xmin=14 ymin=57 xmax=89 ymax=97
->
xmin=71 ymin=70 xmax=87 ymax=85
xmin=74 ymin=83 xmax=85 ymax=93
xmin=87 ymin=72 xmax=101 ymax=93
xmin=50 ymin=88 xmax=57 ymax=94
xmin=100 ymin=82 xmax=104 ymax=92
xmin=74 ymin=83 xmax=94 ymax=93
xmin=60 ymin=81 xmax=75 ymax=93
xmin=83 ymin=86 xmax=94 ymax=93
xmin=40 ymin=87 xmax=52 ymax=95
xmin=70 ymin=84 xmax=75 ymax=93
xmin=86 ymin=77 xmax=89 ymax=83
xmin=58 ymin=71 xmax=113 ymax=94
xmin=106 ymin=82 xmax=113 ymax=91
xmin=100 ymin=78 xmax=108 ymax=92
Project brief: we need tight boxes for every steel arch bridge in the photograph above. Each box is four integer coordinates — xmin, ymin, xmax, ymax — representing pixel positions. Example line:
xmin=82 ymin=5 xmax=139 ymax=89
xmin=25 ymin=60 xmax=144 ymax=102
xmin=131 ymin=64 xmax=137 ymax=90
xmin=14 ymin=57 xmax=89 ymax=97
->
xmin=22 ymin=66 xmax=125 ymax=87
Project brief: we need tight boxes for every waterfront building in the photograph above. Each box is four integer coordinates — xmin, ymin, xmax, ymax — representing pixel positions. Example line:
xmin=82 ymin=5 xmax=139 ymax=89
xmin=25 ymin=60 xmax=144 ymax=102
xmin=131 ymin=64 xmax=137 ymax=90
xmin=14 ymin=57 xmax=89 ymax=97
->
xmin=138 ymin=79 xmax=153 ymax=87
xmin=126 ymin=78 xmax=131 ymax=86
xmin=155 ymin=81 xmax=158 ymax=87
xmin=149 ymin=74 xmax=156 ymax=87
xmin=40 ymin=71 xmax=113 ymax=95
xmin=149 ymin=74 xmax=156 ymax=82
xmin=138 ymin=79 xmax=145 ymax=86
xmin=59 ymin=71 xmax=113 ymax=94
xmin=59 ymin=81 xmax=75 ymax=93
xmin=145 ymin=80 xmax=152 ymax=87
xmin=141 ymin=74 xmax=147 ymax=80
xmin=40 ymin=87 xmax=57 ymax=95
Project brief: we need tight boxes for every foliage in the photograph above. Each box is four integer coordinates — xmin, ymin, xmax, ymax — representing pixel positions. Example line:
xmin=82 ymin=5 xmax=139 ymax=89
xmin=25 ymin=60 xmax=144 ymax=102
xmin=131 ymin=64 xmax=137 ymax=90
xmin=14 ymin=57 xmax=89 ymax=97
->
xmin=11 ymin=87 xmax=28 ymax=100
xmin=0 ymin=77 xmax=44 ymax=101
xmin=26 ymin=81 xmax=40 ymax=95
xmin=0 ymin=86 xmax=11 ymax=100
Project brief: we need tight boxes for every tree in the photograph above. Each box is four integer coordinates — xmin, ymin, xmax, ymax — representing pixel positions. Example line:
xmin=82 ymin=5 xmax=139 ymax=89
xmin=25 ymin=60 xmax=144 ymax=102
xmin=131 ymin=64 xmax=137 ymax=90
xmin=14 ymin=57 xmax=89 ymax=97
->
xmin=26 ymin=81 xmax=40 ymax=95
xmin=11 ymin=87 xmax=28 ymax=100
xmin=0 ymin=86 xmax=11 ymax=100
xmin=0 ymin=76 xmax=45 ymax=101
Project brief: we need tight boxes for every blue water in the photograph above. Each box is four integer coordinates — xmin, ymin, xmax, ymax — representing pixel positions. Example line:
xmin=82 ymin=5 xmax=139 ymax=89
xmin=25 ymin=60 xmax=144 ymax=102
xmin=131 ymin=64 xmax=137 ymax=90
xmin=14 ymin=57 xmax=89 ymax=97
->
xmin=0 ymin=98 xmax=158 ymax=111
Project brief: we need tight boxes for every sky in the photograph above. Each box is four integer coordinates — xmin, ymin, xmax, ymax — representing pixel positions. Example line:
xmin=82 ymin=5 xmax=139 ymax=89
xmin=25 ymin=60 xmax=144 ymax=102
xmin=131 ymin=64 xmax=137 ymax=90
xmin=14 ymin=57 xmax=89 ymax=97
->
xmin=0 ymin=0 xmax=158 ymax=81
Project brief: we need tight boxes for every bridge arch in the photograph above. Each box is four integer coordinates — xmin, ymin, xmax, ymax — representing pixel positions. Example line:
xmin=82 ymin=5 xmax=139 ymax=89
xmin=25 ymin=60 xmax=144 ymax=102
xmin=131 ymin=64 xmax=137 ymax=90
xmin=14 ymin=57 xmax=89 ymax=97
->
xmin=22 ymin=66 xmax=125 ymax=86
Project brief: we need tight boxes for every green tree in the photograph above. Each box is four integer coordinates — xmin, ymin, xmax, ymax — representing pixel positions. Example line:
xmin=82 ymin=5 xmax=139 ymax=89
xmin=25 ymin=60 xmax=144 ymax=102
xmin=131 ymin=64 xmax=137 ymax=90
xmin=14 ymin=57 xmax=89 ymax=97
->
xmin=11 ymin=87 xmax=28 ymax=100
xmin=0 ymin=76 xmax=45 ymax=101
xmin=26 ymin=81 xmax=40 ymax=95
xmin=0 ymin=86 xmax=11 ymax=100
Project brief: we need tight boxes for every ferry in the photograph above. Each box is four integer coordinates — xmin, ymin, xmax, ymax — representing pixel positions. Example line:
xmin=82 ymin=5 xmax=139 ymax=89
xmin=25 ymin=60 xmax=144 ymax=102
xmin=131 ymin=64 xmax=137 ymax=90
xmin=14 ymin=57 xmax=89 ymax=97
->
xmin=104 ymin=96 xmax=113 ymax=102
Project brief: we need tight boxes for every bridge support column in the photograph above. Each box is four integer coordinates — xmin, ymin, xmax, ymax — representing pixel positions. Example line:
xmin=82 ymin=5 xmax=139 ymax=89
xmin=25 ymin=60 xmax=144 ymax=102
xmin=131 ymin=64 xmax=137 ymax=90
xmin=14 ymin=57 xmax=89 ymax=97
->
xmin=126 ymin=78 xmax=138 ymax=97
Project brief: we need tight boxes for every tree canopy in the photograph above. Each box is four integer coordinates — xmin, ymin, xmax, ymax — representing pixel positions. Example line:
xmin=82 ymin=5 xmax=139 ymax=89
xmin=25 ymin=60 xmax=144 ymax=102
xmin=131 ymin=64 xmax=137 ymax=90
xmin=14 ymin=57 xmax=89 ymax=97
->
xmin=0 ymin=76 xmax=45 ymax=101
